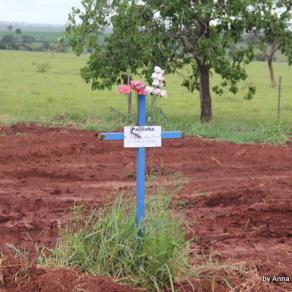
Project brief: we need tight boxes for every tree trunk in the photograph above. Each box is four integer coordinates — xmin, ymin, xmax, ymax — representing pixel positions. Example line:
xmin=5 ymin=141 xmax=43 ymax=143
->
xmin=127 ymin=75 xmax=133 ymax=119
xmin=267 ymin=58 xmax=276 ymax=88
xmin=198 ymin=63 xmax=212 ymax=123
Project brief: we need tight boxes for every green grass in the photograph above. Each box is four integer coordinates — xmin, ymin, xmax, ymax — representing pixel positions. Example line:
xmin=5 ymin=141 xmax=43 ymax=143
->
xmin=38 ymin=195 xmax=190 ymax=291
xmin=0 ymin=50 xmax=291 ymax=143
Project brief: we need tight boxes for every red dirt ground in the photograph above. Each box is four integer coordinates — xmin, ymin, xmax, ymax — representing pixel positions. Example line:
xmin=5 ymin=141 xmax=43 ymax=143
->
xmin=0 ymin=256 xmax=140 ymax=292
xmin=0 ymin=125 xmax=291 ymax=291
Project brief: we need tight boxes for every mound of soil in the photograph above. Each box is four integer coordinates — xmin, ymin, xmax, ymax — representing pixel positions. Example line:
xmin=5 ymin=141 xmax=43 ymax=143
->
xmin=0 ymin=124 xmax=291 ymax=290
xmin=0 ymin=257 xmax=139 ymax=291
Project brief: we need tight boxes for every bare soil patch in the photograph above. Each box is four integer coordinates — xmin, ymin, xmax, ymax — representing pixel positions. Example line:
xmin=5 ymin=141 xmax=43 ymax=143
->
xmin=0 ymin=125 xmax=291 ymax=290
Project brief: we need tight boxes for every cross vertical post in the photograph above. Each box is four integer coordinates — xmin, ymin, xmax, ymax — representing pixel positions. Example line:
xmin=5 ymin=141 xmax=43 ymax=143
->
xmin=98 ymin=93 xmax=184 ymax=232
xmin=136 ymin=95 xmax=146 ymax=227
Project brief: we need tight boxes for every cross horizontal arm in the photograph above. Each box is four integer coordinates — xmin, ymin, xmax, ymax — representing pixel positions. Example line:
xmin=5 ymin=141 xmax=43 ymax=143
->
xmin=97 ymin=132 xmax=124 ymax=141
xmin=162 ymin=131 xmax=184 ymax=139
xmin=97 ymin=131 xmax=184 ymax=141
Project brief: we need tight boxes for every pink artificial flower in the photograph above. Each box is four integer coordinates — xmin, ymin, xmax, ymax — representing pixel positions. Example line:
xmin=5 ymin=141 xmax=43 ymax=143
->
xmin=117 ymin=80 xmax=146 ymax=96
xmin=131 ymin=80 xmax=145 ymax=90
xmin=136 ymin=88 xmax=146 ymax=95
xmin=118 ymin=85 xmax=131 ymax=94
xmin=130 ymin=80 xmax=146 ymax=95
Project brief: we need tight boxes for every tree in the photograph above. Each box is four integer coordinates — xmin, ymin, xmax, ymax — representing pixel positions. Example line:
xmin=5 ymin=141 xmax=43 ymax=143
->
xmin=249 ymin=0 xmax=292 ymax=87
xmin=7 ymin=25 xmax=13 ymax=32
xmin=65 ymin=2 xmax=167 ymax=119
xmin=21 ymin=35 xmax=36 ymax=43
xmin=20 ymin=35 xmax=36 ymax=51
xmin=66 ymin=0 xmax=259 ymax=122
xmin=0 ymin=35 xmax=18 ymax=50
xmin=15 ymin=28 xmax=22 ymax=34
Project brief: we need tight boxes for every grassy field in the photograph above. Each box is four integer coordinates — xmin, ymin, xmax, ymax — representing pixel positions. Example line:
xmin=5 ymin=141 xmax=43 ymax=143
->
xmin=0 ymin=50 xmax=291 ymax=143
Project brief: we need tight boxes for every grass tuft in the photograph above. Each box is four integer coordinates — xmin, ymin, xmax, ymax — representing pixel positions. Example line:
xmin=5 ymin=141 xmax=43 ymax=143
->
xmin=39 ymin=195 xmax=190 ymax=290
xmin=160 ymin=116 xmax=288 ymax=144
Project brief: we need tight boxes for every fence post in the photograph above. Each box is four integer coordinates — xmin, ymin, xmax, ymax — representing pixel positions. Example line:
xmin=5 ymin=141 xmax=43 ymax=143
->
xmin=277 ymin=76 xmax=282 ymax=120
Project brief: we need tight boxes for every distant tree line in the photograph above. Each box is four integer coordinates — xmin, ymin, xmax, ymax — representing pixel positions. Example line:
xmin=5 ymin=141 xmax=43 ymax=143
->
xmin=0 ymin=27 xmax=69 ymax=52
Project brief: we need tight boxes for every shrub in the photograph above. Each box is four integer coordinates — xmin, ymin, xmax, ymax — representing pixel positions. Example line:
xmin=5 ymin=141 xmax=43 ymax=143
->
xmin=34 ymin=62 xmax=50 ymax=73
xmin=263 ymin=121 xmax=288 ymax=144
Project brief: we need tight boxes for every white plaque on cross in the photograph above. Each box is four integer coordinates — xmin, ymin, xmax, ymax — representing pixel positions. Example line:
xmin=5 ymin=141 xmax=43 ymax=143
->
xmin=124 ymin=126 xmax=161 ymax=148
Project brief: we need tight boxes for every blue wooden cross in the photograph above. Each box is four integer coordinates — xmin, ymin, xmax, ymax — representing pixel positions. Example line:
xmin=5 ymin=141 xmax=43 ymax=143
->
xmin=98 ymin=94 xmax=183 ymax=228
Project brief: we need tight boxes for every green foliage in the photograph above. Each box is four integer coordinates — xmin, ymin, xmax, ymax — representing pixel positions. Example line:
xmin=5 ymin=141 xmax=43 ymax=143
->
xmin=40 ymin=195 xmax=190 ymax=290
xmin=65 ymin=0 xmax=274 ymax=122
xmin=247 ymin=0 xmax=292 ymax=85
xmin=263 ymin=121 xmax=288 ymax=144
xmin=249 ymin=0 xmax=292 ymax=61
xmin=65 ymin=2 xmax=169 ymax=90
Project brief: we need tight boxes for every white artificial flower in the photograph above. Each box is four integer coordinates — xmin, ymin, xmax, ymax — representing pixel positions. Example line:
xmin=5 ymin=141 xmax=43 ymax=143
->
xmin=151 ymin=73 xmax=158 ymax=79
xmin=158 ymin=74 xmax=165 ymax=81
xmin=152 ymin=79 xmax=160 ymax=87
xmin=147 ymin=66 xmax=166 ymax=97
xmin=153 ymin=88 xmax=161 ymax=95
xmin=160 ymin=89 xmax=167 ymax=97
xmin=154 ymin=66 xmax=162 ymax=73
xmin=146 ymin=86 xmax=153 ymax=94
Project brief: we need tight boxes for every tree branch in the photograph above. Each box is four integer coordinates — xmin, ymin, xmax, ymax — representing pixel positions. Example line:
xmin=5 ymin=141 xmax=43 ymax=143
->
xmin=164 ymin=30 xmax=196 ymax=56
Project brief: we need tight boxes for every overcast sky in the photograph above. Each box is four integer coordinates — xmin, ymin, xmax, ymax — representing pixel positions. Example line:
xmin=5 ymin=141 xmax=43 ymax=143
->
xmin=0 ymin=0 xmax=81 ymax=25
